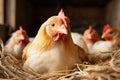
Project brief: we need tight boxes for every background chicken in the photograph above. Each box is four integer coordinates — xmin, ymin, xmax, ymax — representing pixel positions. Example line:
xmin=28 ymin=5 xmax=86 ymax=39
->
xmin=22 ymin=9 xmax=86 ymax=74
xmin=5 ymin=26 xmax=29 ymax=59
xmin=102 ymin=24 xmax=120 ymax=50
xmin=83 ymin=26 xmax=100 ymax=52
xmin=83 ymin=26 xmax=111 ymax=53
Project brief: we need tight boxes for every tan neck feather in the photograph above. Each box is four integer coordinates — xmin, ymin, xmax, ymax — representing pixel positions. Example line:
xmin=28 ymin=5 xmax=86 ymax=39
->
xmin=31 ymin=25 xmax=75 ymax=55
xmin=31 ymin=26 xmax=55 ymax=52
xmin=112 ymin=32 xmax=120 ymax=48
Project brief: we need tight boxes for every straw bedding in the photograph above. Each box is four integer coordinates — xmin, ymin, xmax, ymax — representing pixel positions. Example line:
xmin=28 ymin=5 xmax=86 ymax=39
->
xmin=0 ymin=39 xmax=120 ymax=80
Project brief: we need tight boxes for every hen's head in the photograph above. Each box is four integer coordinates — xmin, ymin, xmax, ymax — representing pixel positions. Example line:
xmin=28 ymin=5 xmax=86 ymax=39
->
xmin=13 ymin=26 xmax=29 ymax=45
xmin=41 ymin=9 xmax=70 ymax=41
xmin=83 ymin=26 xmax=100 ymax=43
xmin=102 ymin=24 xmax=117 ymax=41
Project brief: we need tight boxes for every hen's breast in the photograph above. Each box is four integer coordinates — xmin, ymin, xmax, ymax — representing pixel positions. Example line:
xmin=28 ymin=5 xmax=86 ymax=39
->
xmin=13 ymin=44 xmax=25 ymax=58
xmin=23 ymin=42 xmax=76 ymax=73
xmin=91 ymin=41 xmax=112 ymax=53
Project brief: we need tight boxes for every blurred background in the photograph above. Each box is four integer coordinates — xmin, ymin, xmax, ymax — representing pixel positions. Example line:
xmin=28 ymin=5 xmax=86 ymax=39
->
xmin=0 ymin=0 xmax=119 ymax=43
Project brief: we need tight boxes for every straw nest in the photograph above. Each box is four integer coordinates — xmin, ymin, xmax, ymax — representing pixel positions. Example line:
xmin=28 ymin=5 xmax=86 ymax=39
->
xmin=0 ymin=39 xmax=120 ymax=80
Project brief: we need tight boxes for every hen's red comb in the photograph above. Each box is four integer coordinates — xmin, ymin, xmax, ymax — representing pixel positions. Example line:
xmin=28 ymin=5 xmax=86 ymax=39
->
xmin=58 ymin=9 xmax=64 ymax=17
xmin=103 ymin=24 xmax=111 ymax=34
xmin=89 ymin=26 xmax=93 ymax=34
xmin=19 ymin=26 xmax=24 ymax=34
xmin=58 ymin=9 xmax=67 ymax=27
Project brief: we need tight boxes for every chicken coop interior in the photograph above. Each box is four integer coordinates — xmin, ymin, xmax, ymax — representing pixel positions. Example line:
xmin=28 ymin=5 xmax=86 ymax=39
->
xmin=0 ymin=0 xmax=118 ymax=43
xmin=1 ymin=0 xmax=120 ymax=79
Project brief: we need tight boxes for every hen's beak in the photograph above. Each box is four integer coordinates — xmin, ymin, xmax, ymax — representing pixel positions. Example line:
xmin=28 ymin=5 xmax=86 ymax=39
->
xmin=55 ymin=25 xmax=68 ymax=34
xmin=20 ymin=35 xmax=25 ymax=40
xmin=101 ymin=34 xmax=105 ymax=39
xmin=87 ymin=34 xmax=92 ymax=39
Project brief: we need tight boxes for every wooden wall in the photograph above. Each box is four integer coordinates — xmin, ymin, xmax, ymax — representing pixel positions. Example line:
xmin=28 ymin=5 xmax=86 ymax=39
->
xmin=106 ymin=0 xmax=120 ymax=30
xmin=0 ymin=0 xmax=4 ymax=24
xmin=16 ymin=0 xmax=34 ymax=36
xmin=6 ymin=0 xmax=16 ymax=30
xmin=5 ymin=0 xmax=116 ymax=37
xmin=6 ymin=0 xmax=34 ymax=36
xmin=34 ymin=6 xmax=105 ymax=35
xmin=0 ymin=0 xmax=9 ymax=43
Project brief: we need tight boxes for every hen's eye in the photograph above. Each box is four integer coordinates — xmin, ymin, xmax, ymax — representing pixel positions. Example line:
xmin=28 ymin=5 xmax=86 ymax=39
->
xmin=51 ymin=23 xmax=55 ymax=27
xmin=109 ymin=32 xmax=113 ymax=34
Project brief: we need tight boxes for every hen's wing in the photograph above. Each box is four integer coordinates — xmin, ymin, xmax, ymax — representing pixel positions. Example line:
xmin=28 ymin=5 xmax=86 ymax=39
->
xmin=22 ymin=42 xmax=32 ymax=61
xmin=74 ymin=44 xmax=86 ymax=62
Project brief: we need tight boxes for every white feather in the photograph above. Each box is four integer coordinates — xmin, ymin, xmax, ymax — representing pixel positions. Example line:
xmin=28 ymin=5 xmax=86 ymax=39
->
xmin=29 ymin=37 xmax=34 ymax=42
xmin=5 ymin=44 xmax=24 ymax=58
xmin=23 ymin=42 xmax=77 ymax=73
xmin=71 ymin=32 xmax=88 ymax=53
xmin=90 ymin=41 xmax=112 ymax=54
